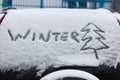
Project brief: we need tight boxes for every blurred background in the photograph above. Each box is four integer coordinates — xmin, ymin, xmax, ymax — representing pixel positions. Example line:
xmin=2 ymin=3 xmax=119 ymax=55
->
xmin=0 ymin=0 xmax=120 ymax=12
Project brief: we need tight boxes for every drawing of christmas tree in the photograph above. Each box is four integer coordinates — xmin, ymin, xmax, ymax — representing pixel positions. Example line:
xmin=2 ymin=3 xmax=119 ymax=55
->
xmin=81 ymin=22 xmax=109 ymax=59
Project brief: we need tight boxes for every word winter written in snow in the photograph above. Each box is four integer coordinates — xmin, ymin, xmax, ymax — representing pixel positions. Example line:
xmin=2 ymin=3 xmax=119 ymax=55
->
xmin=7 ymin=22 xmax=110 ymax=59
xmin=8 ymin=29 xmax=80 ymax=43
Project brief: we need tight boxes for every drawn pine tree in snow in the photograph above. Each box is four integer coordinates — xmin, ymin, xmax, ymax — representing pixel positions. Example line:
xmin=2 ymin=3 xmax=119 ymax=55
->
xmin=81 ymin=23 xmax=109 ymax=59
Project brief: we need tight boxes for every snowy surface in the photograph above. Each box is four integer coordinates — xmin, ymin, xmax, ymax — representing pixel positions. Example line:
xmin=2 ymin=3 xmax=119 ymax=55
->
xmin=40 ymin=69 xmax=99 ymax=80
xmin=0 ymin=9 xmax=120 ymax=75
xmin=113 ymin=12 xmax=120 ymax=20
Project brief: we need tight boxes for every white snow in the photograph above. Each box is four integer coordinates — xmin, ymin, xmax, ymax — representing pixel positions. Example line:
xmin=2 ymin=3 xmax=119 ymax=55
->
xmin=40 ymin=69 xmax=99 ymax=80
xmin=113 ymin=12 xmax=120 ymax=20
xmin=0 ymin=9 xmax=120 ymax=75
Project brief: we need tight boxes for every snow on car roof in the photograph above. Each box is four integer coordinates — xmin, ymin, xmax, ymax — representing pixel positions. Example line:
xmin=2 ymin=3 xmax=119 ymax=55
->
xmin=113 ymin=12 xmax=120 ymax=20
xmin=0 ymin=9 xmax=120 ymax=75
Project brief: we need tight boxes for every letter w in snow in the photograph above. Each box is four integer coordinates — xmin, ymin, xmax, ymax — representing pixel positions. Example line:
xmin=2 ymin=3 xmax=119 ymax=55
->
xmin=8 ymin=29 xmax=31 ymax=41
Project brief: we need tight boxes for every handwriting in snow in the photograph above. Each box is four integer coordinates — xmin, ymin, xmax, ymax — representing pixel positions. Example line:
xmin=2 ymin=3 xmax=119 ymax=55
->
xmin=8 ymin=29 xmax=80 ymax=43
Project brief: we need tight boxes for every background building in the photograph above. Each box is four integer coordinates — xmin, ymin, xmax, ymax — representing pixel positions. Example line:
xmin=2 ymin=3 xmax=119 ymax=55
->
xmin=0 ymin=0 xmax=120 ymax=12
xmin=0 ymin=0 xmax=112 ymax=8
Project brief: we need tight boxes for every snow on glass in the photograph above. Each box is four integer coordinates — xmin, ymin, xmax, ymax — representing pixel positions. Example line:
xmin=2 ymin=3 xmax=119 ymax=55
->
xmin=7 ymin=22 xmax=109 ymax=59
xmin=81 ymin=23 xmax=109 ymax=59
xmin=0 ymin=9 xmax=120 ymax=75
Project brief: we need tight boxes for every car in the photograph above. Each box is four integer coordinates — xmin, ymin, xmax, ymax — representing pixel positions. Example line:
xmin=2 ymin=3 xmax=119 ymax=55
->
xmin=0 ymin=8 xmax=120 ymax=80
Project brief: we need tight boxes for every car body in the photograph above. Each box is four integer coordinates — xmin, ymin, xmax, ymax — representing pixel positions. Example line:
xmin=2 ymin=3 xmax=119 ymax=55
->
xmin=0 ymin=8 xmax=120 ymax=80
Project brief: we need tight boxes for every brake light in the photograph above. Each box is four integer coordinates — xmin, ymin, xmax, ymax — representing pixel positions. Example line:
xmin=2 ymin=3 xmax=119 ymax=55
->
xmin=117 ymin=19 xmax=120 ymax=25
xmin=0 ymin=14 xmax=6 ymax=24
